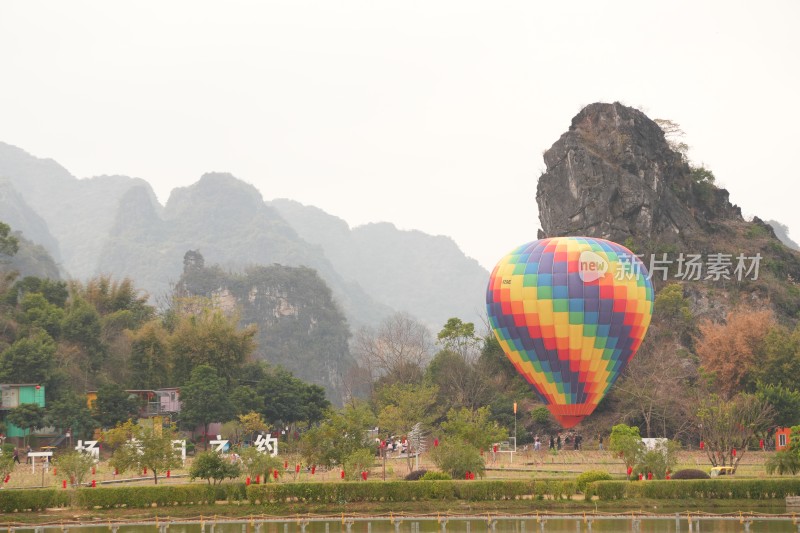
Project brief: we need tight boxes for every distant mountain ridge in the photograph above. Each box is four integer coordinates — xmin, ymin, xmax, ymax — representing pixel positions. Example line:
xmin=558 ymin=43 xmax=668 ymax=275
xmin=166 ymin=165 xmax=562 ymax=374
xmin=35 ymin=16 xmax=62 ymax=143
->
xmin=0 ymin=142 xmax=159 ymax=278
xmin=98 ymin=172 xmax=393 ymax=327
xmin=270 ymin=199 xmax=488 ymax=329
xmin=0 ymin=142 xmax=489 ymax=333
xmin=0 ymin=178 xmax=62 ymax=265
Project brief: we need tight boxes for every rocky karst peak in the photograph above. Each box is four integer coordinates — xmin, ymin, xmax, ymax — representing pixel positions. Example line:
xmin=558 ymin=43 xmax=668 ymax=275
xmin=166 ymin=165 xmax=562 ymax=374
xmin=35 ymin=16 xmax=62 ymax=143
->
xmin=536 ymin=102 xmax=743 ymax=247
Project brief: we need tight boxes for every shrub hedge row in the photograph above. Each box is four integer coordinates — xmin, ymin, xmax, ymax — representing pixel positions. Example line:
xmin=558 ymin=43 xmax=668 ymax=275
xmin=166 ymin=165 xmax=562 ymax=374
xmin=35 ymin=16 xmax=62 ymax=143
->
xmin=0 ymin=489 xmax=70 ymax=512
xmin=246 ymin=480 xmax=577 ymax=504
xmin=0 ymin=480 xmax=578 ymax=512
xmin=587 ymin=479 xmax=800 ymax=500
xmin=73 ymin=485 xmax=219 ymax=509
xmin=9 ymin=478 xmax=796 ymax=513
xmin=0 ymin=484 xmax=249 ymax=513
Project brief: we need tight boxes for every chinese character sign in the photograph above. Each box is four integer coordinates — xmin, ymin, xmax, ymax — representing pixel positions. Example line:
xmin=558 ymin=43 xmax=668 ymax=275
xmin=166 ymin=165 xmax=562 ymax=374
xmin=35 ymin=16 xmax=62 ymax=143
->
xmin=255 ymin=433 xmax=278 ymax=457
xmin=172 ymin=440 xmax=186 ymax=464
xmin=209 ymin=435 xmax=229 ymax=453
xmin=75 ymin=440 xmax=100 ymax=461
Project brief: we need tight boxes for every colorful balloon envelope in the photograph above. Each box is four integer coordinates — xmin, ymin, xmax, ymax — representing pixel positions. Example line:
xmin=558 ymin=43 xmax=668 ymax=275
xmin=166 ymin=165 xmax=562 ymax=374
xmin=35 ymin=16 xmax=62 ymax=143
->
xmin=486 ymin=237 xmax=654 ymax=428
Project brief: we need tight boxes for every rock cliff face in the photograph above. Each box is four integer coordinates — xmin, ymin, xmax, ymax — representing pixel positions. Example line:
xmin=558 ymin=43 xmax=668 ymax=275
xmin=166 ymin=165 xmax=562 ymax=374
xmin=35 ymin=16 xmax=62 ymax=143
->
xmin=175 ymin=252 xmax=353 ymax=404
xmin=536 ymin=102 xmax=800 ymax=321
xmin=536 ymin=102 xmax=742 ymax=246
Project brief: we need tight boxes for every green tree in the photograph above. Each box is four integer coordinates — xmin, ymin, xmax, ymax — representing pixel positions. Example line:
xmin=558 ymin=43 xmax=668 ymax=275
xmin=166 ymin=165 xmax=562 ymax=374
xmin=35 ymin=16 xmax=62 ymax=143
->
xmin=300 ymin=383 xmax=330 ymax=426
xmin=654 ymin=284 xmax=692 ymax=322
xmin=72 ymin=276 xmax=153 ymax=327
xmin=753 ymin=325 xmax=800 ymax=390
xmin=179 ymin=365 xmax=233 ymax=448
xmin=376 ymin=382 xmax=439 ymax=472
xmin=230 ymin=386 xmax=263 ymax=417
xmin=690 ymin=166 xmax=717 ymax=205
xmin=608 ymin=424 xmax=644 ymax=474
xmin=258 ymin=366 xmax=319 ymax=426
xmin=755 ymin=382 xmax=800 ymax=428
xmin=238 ymin=445 xmax=281 ymax=481
xmin=0 ymin=330 xmax=56 ymax=386
xmin=93 ymin=383 xmax=139 ymax=428
xmin=765 ymin=425 xmax=800 ymax=475
xmin=530 ymin=406 xmax=560 ymax=438
xmin=653 ymin=283 xmax=694 ymax=342
xmin=299 ymin=402 xmax=376 ymax=469
xmin=439 ymin=406 xmax=508 ymax=452
xmin=238 ymin=412 xmax=268 ymax=444
xmin=343 ymin=449 xmax=375 ymax=481
xmin=6 ymin=403 xmax=46 ymax=446
xmin=243 ymin=363 xmax=330 ymax=428
xmin=633 ymin=440 xmax=681 ymax=479
xmin=54 ymin=450 xmax=96 ymax=487
xmin=19 ymin=292 xmax=64 ymax=338
xmin=127 ymin=321 xmax=171 ymax=390
xmin=47 ymin=392 xmax=98 ymax=441
xmin=190 ymin=451 xmax=241 ymax=485
xmin=105 ymin=421 xmax=182 ymax=484
xmin=376 ymin=382 xmax=439 ymax=433
xmin=430 ymin=439 xmax=485 ymax=479
xmin=437 ymin=318 xmax=480 ymax=360
xmin=11 ymin=277 xmax=69 ymax=308
xmin=0 ymin=221 xmax=19 ymax=257
xmin=168 ymin=304 xmax=256 ymax=385
xmin=61 ymin=297 xmax=106 ymax=372
xmin=477 ymin=335 xmax=531 ymax=396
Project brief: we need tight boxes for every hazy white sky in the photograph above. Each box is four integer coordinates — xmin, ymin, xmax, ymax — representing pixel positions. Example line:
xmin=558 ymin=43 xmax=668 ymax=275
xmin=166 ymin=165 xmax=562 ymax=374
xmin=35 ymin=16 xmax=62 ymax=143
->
xmin=1 ymin=1 xmax=798 ymax=269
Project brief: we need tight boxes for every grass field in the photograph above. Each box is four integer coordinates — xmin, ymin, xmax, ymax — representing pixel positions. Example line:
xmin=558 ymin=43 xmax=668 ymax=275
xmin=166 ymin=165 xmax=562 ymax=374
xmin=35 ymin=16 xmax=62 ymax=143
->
xmin=1 ymin=448 xmax=776 ymax=489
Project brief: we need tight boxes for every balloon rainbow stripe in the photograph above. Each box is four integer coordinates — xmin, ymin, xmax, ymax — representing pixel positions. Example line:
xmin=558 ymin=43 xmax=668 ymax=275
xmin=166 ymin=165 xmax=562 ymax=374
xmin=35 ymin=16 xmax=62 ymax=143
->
xmin=486 ymin=237 xmax=654 ymax=428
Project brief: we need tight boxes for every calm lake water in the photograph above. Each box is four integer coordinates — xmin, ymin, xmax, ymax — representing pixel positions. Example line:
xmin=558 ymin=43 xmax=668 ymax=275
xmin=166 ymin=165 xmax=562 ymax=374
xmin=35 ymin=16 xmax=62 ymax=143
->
xmin=12 ymin=516 xmax=800 ymax=533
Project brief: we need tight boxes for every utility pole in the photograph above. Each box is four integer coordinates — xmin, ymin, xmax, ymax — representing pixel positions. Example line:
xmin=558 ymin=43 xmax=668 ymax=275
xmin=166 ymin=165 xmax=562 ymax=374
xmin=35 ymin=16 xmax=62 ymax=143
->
xmin=382 ymin=440 xmax=386 ymax=481
xmin=513 ymin=402 xmax=517 ymax=463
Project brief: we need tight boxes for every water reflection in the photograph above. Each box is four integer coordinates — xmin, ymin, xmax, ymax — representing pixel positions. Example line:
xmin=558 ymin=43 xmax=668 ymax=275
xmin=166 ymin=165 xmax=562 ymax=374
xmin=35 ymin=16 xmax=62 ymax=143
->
xmin=12 ymin=516 xmax=799 ymax=533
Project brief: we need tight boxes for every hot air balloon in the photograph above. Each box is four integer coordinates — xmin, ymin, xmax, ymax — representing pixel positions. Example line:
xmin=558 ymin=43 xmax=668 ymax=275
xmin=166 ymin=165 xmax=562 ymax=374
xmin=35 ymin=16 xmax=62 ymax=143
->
xmin=486 ymin=237 xmax=654 ymax=428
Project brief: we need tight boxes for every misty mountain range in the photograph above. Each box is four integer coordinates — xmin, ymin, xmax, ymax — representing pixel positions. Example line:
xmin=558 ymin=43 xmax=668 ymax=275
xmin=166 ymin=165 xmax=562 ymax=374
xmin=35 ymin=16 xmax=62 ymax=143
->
xmin=0 ymin=141 xmax=489 ymax=331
